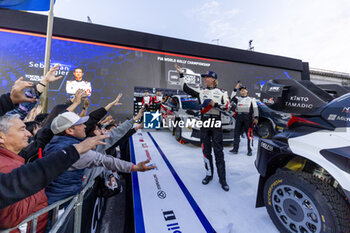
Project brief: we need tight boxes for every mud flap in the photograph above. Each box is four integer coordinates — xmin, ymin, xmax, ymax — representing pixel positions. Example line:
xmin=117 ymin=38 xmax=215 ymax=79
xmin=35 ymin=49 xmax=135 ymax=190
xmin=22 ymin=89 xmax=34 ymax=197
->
xmin=255 ymin=175 xmax=267 ymax=208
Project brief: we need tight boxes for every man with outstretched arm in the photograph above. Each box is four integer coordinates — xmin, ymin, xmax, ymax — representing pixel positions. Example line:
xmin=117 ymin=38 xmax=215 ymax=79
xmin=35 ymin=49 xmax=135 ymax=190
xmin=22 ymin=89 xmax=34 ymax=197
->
xmin=175 ymin=64 xmax=230 ymax=191
xmin=0 ymin=134 xmax=109 ymax=210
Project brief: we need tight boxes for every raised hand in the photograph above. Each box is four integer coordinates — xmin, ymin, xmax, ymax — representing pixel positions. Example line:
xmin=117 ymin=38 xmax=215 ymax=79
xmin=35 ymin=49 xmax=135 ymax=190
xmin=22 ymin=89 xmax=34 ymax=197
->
xmin=42 ymin=64 xmax=63 ymax=84
xmin=74 ymin=134 xmax=110 ymax=154
xmin=83 ymin=98 xmax=90 ymax=109
xmin=133 ymin=159 xmax=156 ymax=172
xmin=10 ymin=77 xmax=36 ymax=104
xmin=110 ymin=93 xmax=123 ymax=106
xmin=105 ymin=93 xmax=123 ymax=111
xmin=133 ymin=107 xmax=144 ymax=121
xmin=174 ymin=63 xmax=183 ymax=74
xmin=72 ymin=89 xmax=87 ymax=105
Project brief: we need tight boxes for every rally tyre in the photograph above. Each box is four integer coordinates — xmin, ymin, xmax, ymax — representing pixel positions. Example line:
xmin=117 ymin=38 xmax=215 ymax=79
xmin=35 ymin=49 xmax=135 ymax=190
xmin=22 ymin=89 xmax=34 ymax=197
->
xmin=174 ymin=125 xmax=182 ymax=142
xmin=258 ymin=121 xmax=273 ymax=139
xmin=263 ymin=169 xmax=350 ymax=233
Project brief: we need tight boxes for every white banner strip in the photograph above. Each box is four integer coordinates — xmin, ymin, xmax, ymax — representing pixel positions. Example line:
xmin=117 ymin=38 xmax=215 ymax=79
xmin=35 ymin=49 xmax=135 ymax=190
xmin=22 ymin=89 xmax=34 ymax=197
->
xmin=130 ymin=131 xmax=215 ymax=233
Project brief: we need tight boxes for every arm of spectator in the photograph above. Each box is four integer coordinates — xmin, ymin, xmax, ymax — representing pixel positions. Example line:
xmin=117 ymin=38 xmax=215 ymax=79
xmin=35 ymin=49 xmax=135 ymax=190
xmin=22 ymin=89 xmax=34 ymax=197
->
xmin=104 ymin=93 xmax=122 ymax=111
xmin=132 ymin=159 xmax=156 ymax=172
xmin=24 ymin=105 xmax=42 ymax=122
xmin=35 ymin=64 xmax=63 ymax=94
xmin=99 ymin=115 xmax=113 ymax=126
xmin=0 ymin=145 xmax=79 ymax=209
xmin=0 ymin=93 xmax=16 ymax=117
xmin=105 ymin=127 xmax=136 ymax=155
xmin=99 ymin=118 xmax=134 ymax=151
xmin=66 ymin=89 xmax=87 ymax=112
xmin=23 ymin=106 xmax=36 ymax=122
xmin=3 ymin=78 xmax=36 ymax=118
xmin=0 ymin=134 xmax=108 ymax=209
xmin=79 ymin=98 xmax=90 ymax=117
xmin=9 ymin=77 xmax=36 ymax=105
xmin=71 ymin=150 xmax=155 ymax=173
xmin=100 ymin=107 xmax=143 ymax=151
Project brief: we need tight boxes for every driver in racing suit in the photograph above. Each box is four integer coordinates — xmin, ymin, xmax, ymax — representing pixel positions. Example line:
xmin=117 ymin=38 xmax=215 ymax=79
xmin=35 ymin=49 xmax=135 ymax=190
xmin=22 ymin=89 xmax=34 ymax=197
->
xmin=175 ymin=64 xmax=230 ymax=191
xmin=230 ymin=82 xmax=259 ymax=156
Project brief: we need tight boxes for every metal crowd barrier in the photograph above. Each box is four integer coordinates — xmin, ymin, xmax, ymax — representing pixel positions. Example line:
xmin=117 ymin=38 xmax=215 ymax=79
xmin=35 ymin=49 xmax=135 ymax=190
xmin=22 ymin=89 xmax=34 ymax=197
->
xmin=0 ymin=174 xmax=97 ymax=233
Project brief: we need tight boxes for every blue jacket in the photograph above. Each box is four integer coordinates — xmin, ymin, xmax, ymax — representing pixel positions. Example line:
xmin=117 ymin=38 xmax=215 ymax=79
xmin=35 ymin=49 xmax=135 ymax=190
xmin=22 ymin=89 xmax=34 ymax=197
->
xmin=44 ymin=135 xmax=84 ymax=205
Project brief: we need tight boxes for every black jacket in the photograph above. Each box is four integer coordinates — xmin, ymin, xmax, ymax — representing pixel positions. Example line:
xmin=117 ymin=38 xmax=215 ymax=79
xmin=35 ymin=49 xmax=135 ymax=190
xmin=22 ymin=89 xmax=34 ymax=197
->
xmin=0 ymin=93 xmax=15 ymax=117
xmin=85 ymin=107 xmax=107 ymax=136
xmin=0 ymin=145 xmax=80 ymax=209
xmin=19 ymin=125 xmax=54 ymax=162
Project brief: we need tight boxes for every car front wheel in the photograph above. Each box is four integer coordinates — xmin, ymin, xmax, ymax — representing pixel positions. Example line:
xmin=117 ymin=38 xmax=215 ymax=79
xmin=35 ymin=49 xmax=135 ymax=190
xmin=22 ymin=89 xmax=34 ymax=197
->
xmin=263 ymin=169 xmax=350 ymax=233
xmin=258 ymin=121 xmax=273 ymax=139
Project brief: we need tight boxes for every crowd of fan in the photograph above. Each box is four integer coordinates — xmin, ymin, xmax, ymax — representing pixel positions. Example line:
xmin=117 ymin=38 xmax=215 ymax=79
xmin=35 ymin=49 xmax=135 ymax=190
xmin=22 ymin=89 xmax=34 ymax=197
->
xmin=0 ymin=65 xmax=154 ymax=232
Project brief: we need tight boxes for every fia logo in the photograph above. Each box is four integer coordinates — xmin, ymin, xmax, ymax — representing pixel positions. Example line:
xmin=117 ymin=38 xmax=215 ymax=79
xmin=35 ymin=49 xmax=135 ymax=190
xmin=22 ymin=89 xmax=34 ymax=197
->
xmin=144 ymin=110 xmax=162 ymax=129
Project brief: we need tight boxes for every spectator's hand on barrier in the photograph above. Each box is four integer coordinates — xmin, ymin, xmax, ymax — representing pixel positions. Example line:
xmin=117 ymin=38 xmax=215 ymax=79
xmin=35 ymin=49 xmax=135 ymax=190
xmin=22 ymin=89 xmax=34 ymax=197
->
xmin=135 ymin=123 xmax=143 ymax=131
xmin=10 ymin=77 xmax=36 ymax=104
xmin=133 ymin=159 xmax=156 ymax=172
xmin=174 ymin=64 xmax=183 ymax=74
xmin=74 ymin=134 xmax=110 ymax=154
xmin=133 ymin=107 xmax=144 ymax=121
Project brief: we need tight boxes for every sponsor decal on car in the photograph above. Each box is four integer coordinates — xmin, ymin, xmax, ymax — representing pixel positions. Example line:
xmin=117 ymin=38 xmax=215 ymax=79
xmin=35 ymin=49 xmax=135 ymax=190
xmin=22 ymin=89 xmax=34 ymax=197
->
xmin=268 ymin=179 xmax=283 ymax=206
xmin=285 ymin=96 xmax=313 ymax=109
xmin=262 ymin=98 xmax=275 ymax=104
xmin=342 ymin=107 xmax=350 ymax=114
xmin=328 ymin=114 xmax=350 ymax=122
xmin=268 ymin=86 xmax=281 ymax=92
xmin=328 ymin=114 xmax=337 ymax=121
xmin=261 ymin=142 xmax=274 ymax=152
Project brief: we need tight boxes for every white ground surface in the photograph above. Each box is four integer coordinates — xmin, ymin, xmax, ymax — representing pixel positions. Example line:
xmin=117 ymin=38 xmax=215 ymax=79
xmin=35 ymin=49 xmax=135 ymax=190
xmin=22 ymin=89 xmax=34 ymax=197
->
xmin=149 ymin=130 xmax=278 ymax=233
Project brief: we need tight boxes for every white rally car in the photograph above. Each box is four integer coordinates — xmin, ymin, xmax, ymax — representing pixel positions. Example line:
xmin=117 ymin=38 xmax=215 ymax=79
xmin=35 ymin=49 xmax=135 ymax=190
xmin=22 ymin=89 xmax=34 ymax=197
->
xmin=255 ymin=79 xmax=350 ymax=233
xmin=160 ymin=95 xmax=235 ymax=145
